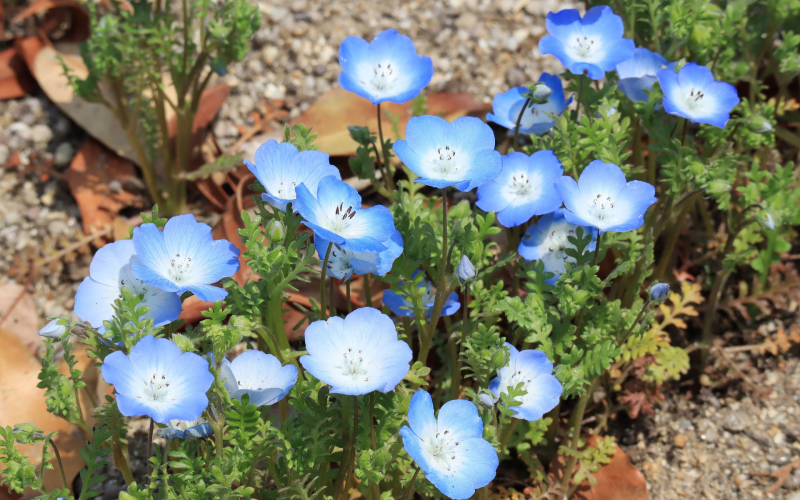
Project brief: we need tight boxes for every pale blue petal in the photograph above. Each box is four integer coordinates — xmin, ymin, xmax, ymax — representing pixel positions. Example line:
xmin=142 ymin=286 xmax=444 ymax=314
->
xmin=440 ymin=292 xmax=461 ymax=317
xmin=407 ymin=390 xmax=437 ymax=437
xmin=186 ymin=284 xmax=228 ymax=303
xmin=544 ymin=9 xmax=583 ymax=41
xmin=437 ymin=399 xmax=483 ymax=440
xmin=577 ymin=160 xmax=627 ymax=198
xmin=382 ymin=289 xmax=414 ymax=317
xmin=445 ymin=438 xmax=498 ymax=499
xmin=582 ymin=6 xmax=624 ymax=42
xmin=74 ymin=277 xmax=118 ymax=331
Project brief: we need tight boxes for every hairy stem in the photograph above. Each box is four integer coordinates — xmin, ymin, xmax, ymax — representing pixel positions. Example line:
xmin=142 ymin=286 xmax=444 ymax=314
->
xmin=49 ymin=438 xmax=67 ymax=491
xmin=320 ymin=243 xmax=333 ymax=320
xmin=364 ymin=273 xmax=373 ymax=308
xmin=560 ymin=380 xmax=598 ymax=490
xmin=406 ymin=467 xmax=421 ymax=500
xmin=513 ymin=97 xmax=532 ymax=151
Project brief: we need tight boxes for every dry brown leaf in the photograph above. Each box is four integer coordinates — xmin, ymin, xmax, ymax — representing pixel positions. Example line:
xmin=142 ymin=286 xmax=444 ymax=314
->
xmin=10 ymin=0 xmax=90 ymax=43
xmin=0 ymin=328 xmax=87 ymax=496
xmin=285 ymin=88 xmax=491 ymax=157
xmin=0 ymin=47 xmax=37 ymax=100
xmin=34 ymin=43 xmax=140 ymax=163
xmin=574 ymin=436 xmax=648 ymax=500
xmin=0 ymin=283 xmax=39 ymax=355
xmin=65 ymin=139 xmax=145 ymax=239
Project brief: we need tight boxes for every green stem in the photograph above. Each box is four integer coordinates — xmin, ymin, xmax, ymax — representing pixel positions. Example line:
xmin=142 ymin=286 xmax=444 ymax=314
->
xmin=560 ymin=380 xmax=598 ymax=490
xmin=330 ymin=276 xmax=337 ymax=318
xmin=346 ymin=280 xmax=352 ymax=313
xmin=376 ymin=103 xmax=396 ymax=197
xmin=575 ymin=76 xmax=585 ymax=122
xmin=592 ymin=231 xmax=604 ymax=267
xmin=451 ymin=281 xmax=470 ymax=400
xmin=364 ymin=274 xmax=373 ymax=308
xmin=498 ymin=418 xmax=519 ymax=451
xmin=332 ymin=396 xmax=359 ymax=500
xmin=406 ymin=467 xmax=420 ymax=500
xmin=49 ymin=438 xmax=67 ymax=491
xmin=653 ymin=193 xmax=697 ymax=281
xmin=320 ymin=243 xmax=333 ymax=320
xmin=419 ymin=189 xmax=449 ymax=365
xmin=513 ymin=97 xmax=532 ymax=151
xmin=146 ymin=418 xmax=155 ymax=477
xmin=618 ymin=300 xmax=650 ymax=347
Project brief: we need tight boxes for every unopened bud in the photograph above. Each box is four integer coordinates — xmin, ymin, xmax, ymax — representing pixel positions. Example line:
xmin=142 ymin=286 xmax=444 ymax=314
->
xmin=527 ymin=82 xmax=552 ymax=104
xmin=38 ymin=319 xmax=68 ymax=339
xmin=456 ymin=255 xmax=476 ymax=285
xmin=707 ymin=179 xmax=731 ymax=195
xmin=757 ymin=211 xmax=775 ymax=231
xmin=649 ymin=283 xmax=670 ymax=302
xmin=266 ymin=220 xmax=286 ymax=241
xmin=746 ymin=115 xmax=773 ymax=133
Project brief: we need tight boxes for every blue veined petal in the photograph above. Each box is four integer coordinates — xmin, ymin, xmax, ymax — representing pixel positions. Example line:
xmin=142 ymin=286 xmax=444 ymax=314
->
xmin=223 ymin=350 xmax=297 ymax=407
xmin=440 ymin=292 xmax=461 ymax=317
xmin=616 ymin=48 xmax=670 ymax=80
xmin=544 ymin=9 xmax=584 ymax=41
xmin=617 ymin=75 xmax=657 ymax=103
xmin=597 ymin=38 xmax=636 ymax=72
xmin=394 ymin=115 xmax=450 ymax=178
xmin=445 ymin=116 xmax=496 ymax=153
xmin=381 ymin=289 xmax=414 ymax=317
xmin=581 ymin=5 xmax=624 ymax=41
xmin=399 ymin=425 xmax=435 ymax=472
xmin=437 ymin=399 xmax=484 ymax=440
xmin=441 ymin=438 xmax=498 ymax=499
xmin=338 ymin=35 xmax=371 ymax=76
xmin=538 ymin=73 xmax=566 ymax=109
xmin=677 ymin=62 xmax=715 ymax=88
xmin=475 ymin=177 xmax=511 ymax=213
xmin=577 ymin=160 xmax=628 ymax=198
xmin=538 ymin=35 xmax=577 ymax=71
xmin=486 ymin=87 xmax=527 ymax=130
xmin=369 ymin=229 xmax=404 ymax=276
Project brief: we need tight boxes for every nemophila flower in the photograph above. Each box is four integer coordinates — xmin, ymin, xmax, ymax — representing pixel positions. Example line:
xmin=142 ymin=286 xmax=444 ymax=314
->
xmin=476 ymin=151 xmax=564 ymax=227
xmin=393 ymin=116 xmax=501 ymax=191
xmin=101 ymin=335 xmax=214 ymax=423
xmin=399 ymin=390 xmax=498 ymax=500
xmin=220 ymin=350 xmax=298 ymax=407
xmin=456 ymin=255 xmax=476 ymax=285
xmin=338 ymin=29 xmax=434 ymax=105
xmin=315 ymin=229 xmax=403 ymax=282
xmin=649 ymin=282 xmax=670 ymax=302
xmin=518 ymin=210 xmax=597 ymax=284
xmin=383 ymin=272 xmax=460 ymax=318
xmin=615 ymin=48 xmax=675 ymax=102
xmin=487 ymin=344 xmax=562 ymax=421
xmin=245 ymin=139 xmax=341 ymax=212
xmin=74 ymin=240 xmax=181 ymax=332
xmin=39 ymin=319 xmax=68 ymax=339
xmin=157 ymin=418 xmax=214 ymax=441
xmin=657 ymin=63 xmax=740 ymax=128
xmin=486 ymin=74 xmax=572 ymax=135
xmin=132 ymin=214 xmax=240 ymax=304
xmin=299 ymin=307 xmax=412 ymax=395
xmin=294 ymin=177 xmax=395 ymax=253
xmin=554 ymin=160 xmax=656 ymax=233
xmin=539 ymin=6 xmax=635 ymax=80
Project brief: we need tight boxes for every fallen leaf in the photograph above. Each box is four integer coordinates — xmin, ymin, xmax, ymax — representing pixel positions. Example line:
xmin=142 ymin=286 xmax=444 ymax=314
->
xmin=0 ymin=328 xmax=87 ymax=496
xmin=10 ymin=0 xmax=90 ymax=43
xmin=0 ymin=283 xmax=39 ymax=355
xmin=34 ymin=43 xmax=139 ymax=163
xmin=549 ymin=435 xmax=648 ymax=500
xmin=258 ymin=88 xmax=491 ymax=157
xmin=0 ymin=47 xmax=37 ymax=100
xmin=64 ymin=139 xmax=145 ymax=240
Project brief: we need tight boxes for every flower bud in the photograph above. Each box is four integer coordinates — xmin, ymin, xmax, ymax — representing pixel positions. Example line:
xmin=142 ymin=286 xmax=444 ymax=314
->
xmin=649 ymin=283 xmax=670 ymax=302
xmin=456 ymin=255 xmax=476 ymax=285
xmin=266 ymin=220 xmax=286 ymax=241
xmin=527 ymin=82 xmax=552 ymax=104
xmin=492 ymin=350 xmax=508 ymax=369
xmin=479 ymin=391 xmax=497 ymax=408
xmin=38 ymin=319 xmax=68 ymax=339
xmin=757 ymin=211 xmax=775 ymax=231
xmin=707 ymin=179 xmax=732 ymax=195
xmin=746 ymin=115 xmax=773 ymax=133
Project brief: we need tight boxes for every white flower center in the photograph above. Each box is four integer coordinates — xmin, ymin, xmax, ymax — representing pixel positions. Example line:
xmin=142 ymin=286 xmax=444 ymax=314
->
xmin=327 ymin=201 xmax=359 ymax=233
xmin=545 ymin=227 xmax=575 ymax=262
xmin=139 ymin=371 xmax=176 ymax=403
xmin=424 ymin=429 xmax=462 ymax=475
xmin=429 ymin=145 xmax=463 ymax=176
xmin=325 ymin=243 xmax=354 ymax=278
xmin=682 ymin=87 xmax=706 ymax=110
xmin=274 ymin=180 xmax=297 ymax=199
xmin=369 ymin=62 xmax=398 ymax=91
xmin=509 ymin=171 xmax=543 ymax=200
xmin=339 ymin=347 xmax=371 ymax=382
xmin=589 ymin=192 xmax=616 ymax=220
xmin=119 ymin=263 xmax=158 ymax=299
xmin=169 ymin=253 xmax=193 ymax=283
xmin=567 ymin=35 xmax=602 ymax=61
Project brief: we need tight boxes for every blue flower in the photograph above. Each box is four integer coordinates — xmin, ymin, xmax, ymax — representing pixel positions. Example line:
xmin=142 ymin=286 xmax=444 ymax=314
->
xmin=456 ymin=255 xmax=476 ymax=285
xmin=299 ymin=307 xmax=412 ymax=395
xmin=220 ymin=350 xmax=297 ymax=407
xmin=315 ymin=229 xmax=403 ymax=282
xmin=101 ymin=335 xmax=214 ymax=423
xmin=39 ymin=319 xmax=68 ymax=339
xmin=74 ymin=240 xmax=182 ymax=332
xmin=487 ymin=344 xmax=562 ymax=421
xmin=132 ymin=214 xmax=240 ymax=304
xmin=157 ymin=418 xmax=214 ymax=441
xmin=518 ymin=210 xmax=597 ymax=283
xmin=486 ymin=74 xmax=572 ymax=135
xmin=657 ymin=63 xmax=740 ymax=128
xmin=554 ymin=160 xmax=656 ymax=233
xmin=393 ymin=116 xmax=501 ymax=191
xmin=649 ymin=282 xmax=670 ymax=302
xmin=294 ymin=177 xmax=395 ymax=253
xmin=476 ymin=151 xmax=564 ymax=227
xmin=338 ymin=29 xmax=434 ymax=105
xmin=539 ymin=6 xmax=635 ymax=80
xmin=615 ymin=47 xmax=675 ymax=102
xmin=245 ymin=139 xmax=341 ymax=212
xmin=399 ymin=390 xmax=498 ymax=500
xmin=383 ymin=272 xmax=460 ymax=318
